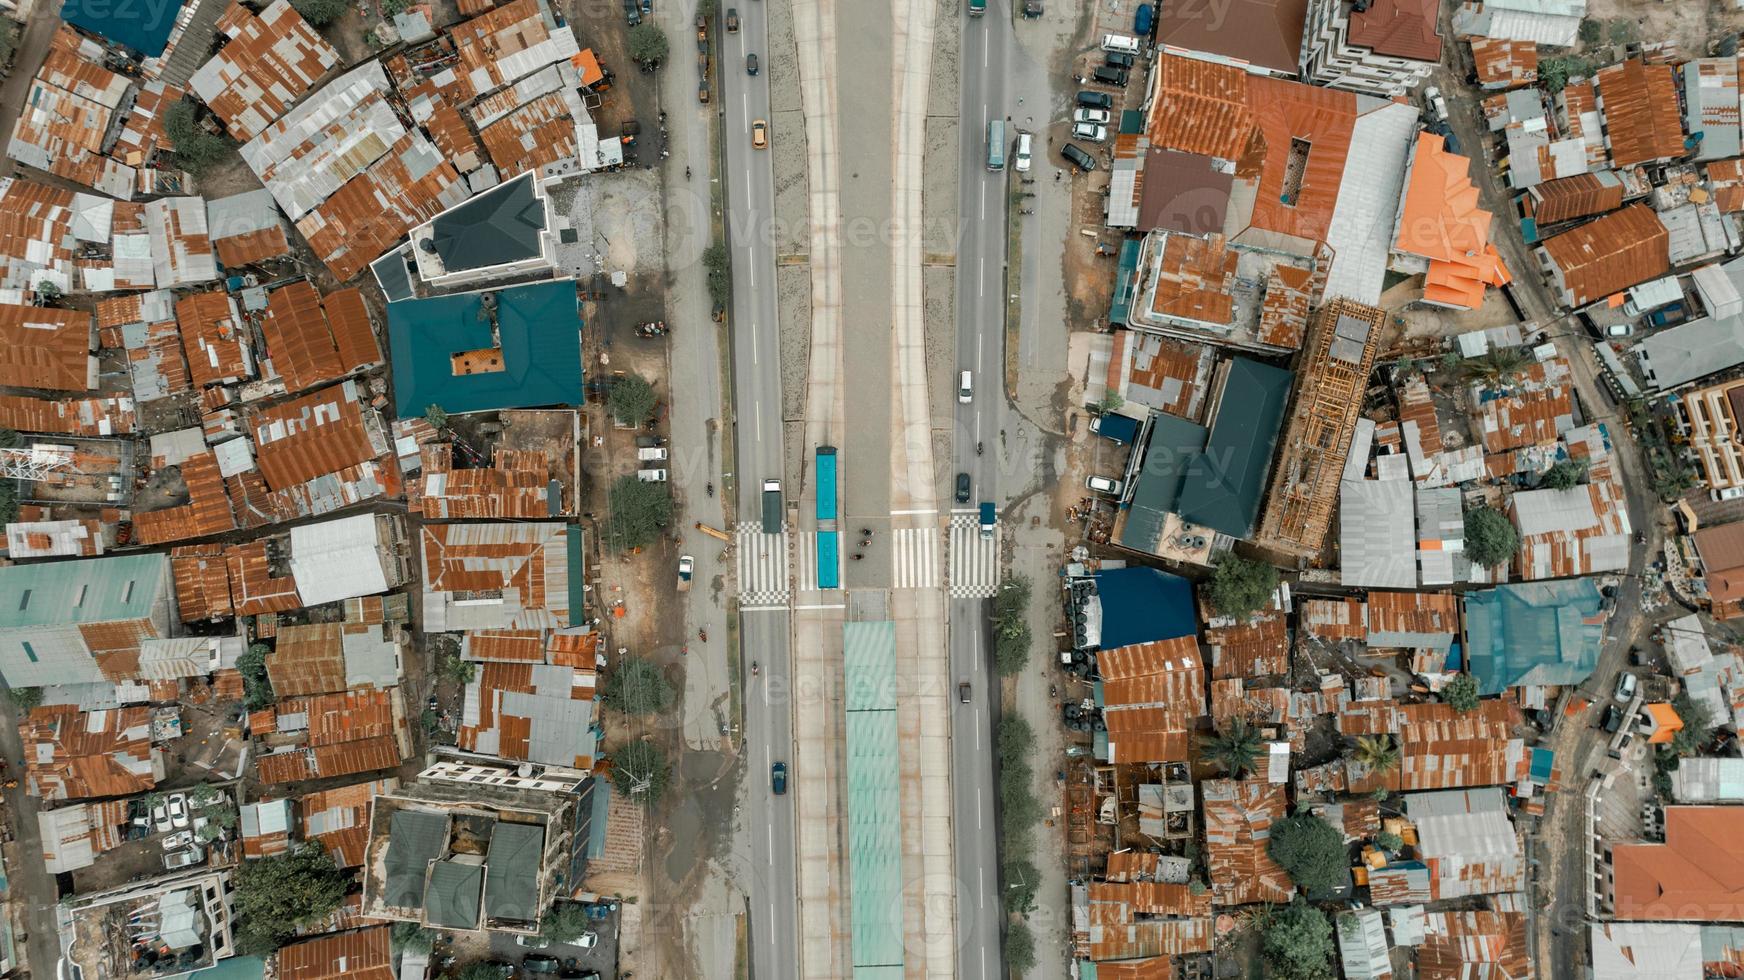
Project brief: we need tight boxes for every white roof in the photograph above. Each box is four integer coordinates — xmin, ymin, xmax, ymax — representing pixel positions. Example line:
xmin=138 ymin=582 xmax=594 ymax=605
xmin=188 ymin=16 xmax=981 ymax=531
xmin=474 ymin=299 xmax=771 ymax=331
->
xmin=1340 ymin=478 xmax=1417 ymax=588
xmin=1511 ymin=485 xmax=1599 ymax=536
xmin=1322 ymin=99 xmax=1418 ymax=305
xmin=289 ymin=513 xmax=390 ymax=606
xmin=1588 ymin=922 xmax=1702 ymax=980
xmin=1695 ymin=262 xmax=1744 ymax=320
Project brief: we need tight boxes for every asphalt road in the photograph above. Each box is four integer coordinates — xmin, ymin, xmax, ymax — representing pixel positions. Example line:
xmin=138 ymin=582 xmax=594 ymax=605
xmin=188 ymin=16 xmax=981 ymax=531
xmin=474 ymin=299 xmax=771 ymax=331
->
xmin=718 ymin=4 xmax=800 ymax=979
xmin=950 ymin=3 xmax=1014 ymax=977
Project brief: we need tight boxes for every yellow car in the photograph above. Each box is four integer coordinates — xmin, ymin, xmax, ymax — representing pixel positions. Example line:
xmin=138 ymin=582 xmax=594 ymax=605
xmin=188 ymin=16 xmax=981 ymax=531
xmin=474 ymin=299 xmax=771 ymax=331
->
xmin=752 ymin=119 xmax=768 ymax=149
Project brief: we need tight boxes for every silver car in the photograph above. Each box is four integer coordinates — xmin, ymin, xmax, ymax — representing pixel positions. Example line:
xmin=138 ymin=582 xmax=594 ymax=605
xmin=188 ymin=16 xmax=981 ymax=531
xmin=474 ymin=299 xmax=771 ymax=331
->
xmin=1073 ymin=107 xmax=1111 ymax=125
xmin=1071 ymin=122 xmax=1107 ymax=143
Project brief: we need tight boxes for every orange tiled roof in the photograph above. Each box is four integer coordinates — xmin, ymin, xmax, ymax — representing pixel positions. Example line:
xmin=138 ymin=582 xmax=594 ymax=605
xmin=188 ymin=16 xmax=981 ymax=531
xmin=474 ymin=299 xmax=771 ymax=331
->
xmin=1611 ymin=806 xmax=1744 ymax=920
xmin=1596 ymin=57 xmax=1687 ymax=168
xmin=1347 ymin=0 xmax=1441 ymax=62
xmin=1395 ymin=132 xmax=1511 ymax=309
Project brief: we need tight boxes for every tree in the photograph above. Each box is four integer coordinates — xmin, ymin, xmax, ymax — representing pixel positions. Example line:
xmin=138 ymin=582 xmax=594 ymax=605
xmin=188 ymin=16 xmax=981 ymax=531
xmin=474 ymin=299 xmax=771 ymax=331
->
xmin=991 ymin=574 xmax=1032 ymax=632
xmin=424 ymin=404 xmax=447 ymax=430
xmin=1348 ymin=734 xmax=1399 ymax=775
xmin=703 ymin=241 xmax=731 ymax=310
xmin=1096 ymin=392 xmax=1124 ymax=414
xmin=163 ymin=100 xmax=231 ymax=177
xmin=1267 ymin=813 xmax=1348 ymax=895
xmin=1206 ymin=554 xmax=1278 ymax=619
xmin=232 ymin=843 xmax=348 ymax=954
xmin=601 ymin=655 xmax=673 ymax=715
xmin=1375 ymin=830 xmax=1405 ymax=852
xmin=236 ymin=643 xmax=276 ymax=711
xmin=5 ymin=686 xmax=41 ymax=711
xmin=1464 ymin=506 xmax=1519 ymax=568
xmin=992 ymin=620 xmax=1032 ymax=677
xmin=0 ymin=479 xmax=17 ymax=526
xmin=1201 ymin=718 xmax=1264 ymax=777
xmin=290 ymin=0 xmax=348 ymax=24
xmin=541 ymin=901 xmax=591 ymax=943
xmin=1005 ymin=921 xmax=1037 ymax=973
xmin=1541 ymin=458 xmax=1588 ymax=490
xmin=1443 ymin=672 xmax=1481 ymax=712
xmin=35 ymin=280 xmax=61 ymax=304
xmin=1577 ymin=17 xmax=1602 ymax=44
xmin=1670 ymin=692 xmax=1717 ymax=757
xmin=1539 ymin=55 xmax=1596 ymax=93
xmin=1461 ymin=346 xmax=1532 ymax=387
xmin=628 ymin=23 xmax=669 ymax=64
xmin=695 ymin=0 xmax=718 ymax=16
xmin=996 ymin=715 xmax=1033 ymax=771
xmin=608 ymin=374 xmax=658 ymax=427
xmin=606 ymin=475 xmax=673 ymax=551
xmin=0 ymin=18 xmax=17 ymax=68
xmin=391 ymin=922 xmax=435 ymax=953
xmin=379 ymin=0 xmax=407 ymax=15
xmin=611 ymin=741 xmax=670 ymax=804
xmin=997 ymin=715 xmax=1042 ymax=850
xmin=1003 ymin=857 xmax=1039 ymax=915
xmin=434 ymin=646 xmax=476 ymax=685
xmin=1261 ymin=900 xmax=1335 ymax=980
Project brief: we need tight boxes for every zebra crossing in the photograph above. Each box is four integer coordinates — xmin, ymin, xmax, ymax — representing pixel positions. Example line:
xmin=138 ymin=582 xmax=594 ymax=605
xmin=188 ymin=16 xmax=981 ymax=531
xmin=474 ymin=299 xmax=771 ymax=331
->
xmin=948 ymin=513 xmax=1000 ymax=598
xmin=735 ymin=524 xmax=789 ymax=605
xmin=891 ymin=526 xmax=940 ymax=590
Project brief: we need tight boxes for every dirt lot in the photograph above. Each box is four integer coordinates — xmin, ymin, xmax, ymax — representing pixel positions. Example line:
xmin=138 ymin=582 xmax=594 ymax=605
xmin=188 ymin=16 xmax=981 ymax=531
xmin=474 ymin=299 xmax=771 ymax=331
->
xmin=1579 ymin=0 xmax=1744 ymax=60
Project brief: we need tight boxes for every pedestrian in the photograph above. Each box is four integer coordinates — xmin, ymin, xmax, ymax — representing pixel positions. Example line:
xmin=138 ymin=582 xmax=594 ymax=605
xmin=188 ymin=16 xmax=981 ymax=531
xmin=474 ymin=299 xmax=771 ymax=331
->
xmin=1017 ymin=96 xmax=1024 ymax=104
xmin=1055 ymin=171 xmax=1062 ymax=182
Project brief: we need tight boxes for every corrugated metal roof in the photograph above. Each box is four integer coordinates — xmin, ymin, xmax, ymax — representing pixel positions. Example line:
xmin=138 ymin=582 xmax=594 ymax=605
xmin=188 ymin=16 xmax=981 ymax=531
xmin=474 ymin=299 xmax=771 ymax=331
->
xmin=190 ymin=0 xmax=339 ymax=141
xmin=1340 ymin=478 xmax=1417 ymax=589
xmin=1201 ymin=777 xmax=1293 ymax=906
xmin=278 ymin=925 xmax=394 ymax=980
xmin=1597 ymin=57 xmax=1687 ymax=168
xmin=289 ymin=513 xmax=394 ymax=606
xmin=1539 ymin=203 xmax=1670 ymax=306
xmin=0 ymin=303 xmax=94 ymax=392
xmin=842 ymin=620 xmax=904 ymax=972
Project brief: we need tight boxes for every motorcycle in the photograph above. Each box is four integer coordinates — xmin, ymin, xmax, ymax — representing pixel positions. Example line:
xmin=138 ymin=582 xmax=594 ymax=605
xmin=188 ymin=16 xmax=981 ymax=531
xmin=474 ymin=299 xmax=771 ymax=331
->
xmin=752 ymin=661 xmax=760 ymax=675
xmin=706 ymin=482 xmax=714 ymax=497
xmin=976 ymin=441 xmax=983 ymax=455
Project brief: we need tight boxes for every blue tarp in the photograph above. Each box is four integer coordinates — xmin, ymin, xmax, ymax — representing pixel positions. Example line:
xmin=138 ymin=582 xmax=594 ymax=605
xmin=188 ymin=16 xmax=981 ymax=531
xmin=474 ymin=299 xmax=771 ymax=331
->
xmin=1093 ymin=566 xmax=1196 ymax=648
xmin=1092 ymin=413 xmax=1139 ymax=444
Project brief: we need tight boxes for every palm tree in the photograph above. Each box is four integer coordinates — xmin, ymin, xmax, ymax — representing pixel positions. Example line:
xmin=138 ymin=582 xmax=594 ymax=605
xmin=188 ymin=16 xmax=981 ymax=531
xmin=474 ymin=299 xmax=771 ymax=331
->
xmin=1348 ymin=734 xmax=1400 ymax=774
xmin=1460 ymin=346 xmax=1532 ymax=387
xmin=1201 ymin=718 xmax=1264 ymax=777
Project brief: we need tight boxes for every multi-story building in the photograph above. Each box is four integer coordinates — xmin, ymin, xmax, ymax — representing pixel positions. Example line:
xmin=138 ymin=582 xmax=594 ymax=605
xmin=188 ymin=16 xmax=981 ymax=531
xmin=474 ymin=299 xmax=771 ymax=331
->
xmin=1301 ymin=0 xmax=1441 ymax=97
xmin=1679 ymin=377 xmax=1744 ymax=494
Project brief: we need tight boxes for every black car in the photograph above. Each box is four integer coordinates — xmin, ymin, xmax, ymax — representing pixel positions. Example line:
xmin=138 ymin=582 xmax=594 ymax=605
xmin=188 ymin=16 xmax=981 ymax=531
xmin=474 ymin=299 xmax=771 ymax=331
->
xmin=623 ymin=0 xmax=641 ymax=24
xmin=746 ymin=53 xmax=758 ymax=74
xmin=1105 ymin=51 xmax=1135 ymax=68
xmin=523 ymin=955 xmax=560 ymax=975
xmin=1601 ymin=704 xmax=1623 ymax=733
xmin=1076 ymin=90 xmax=1113 ymax=109
xmin=1061 ymin=143 xmax=1096 ymax=172
xmin=1091 ymin=65 xmax=1129 ymax=87
xmin=955 ymin=472 xmax=971 ymax=503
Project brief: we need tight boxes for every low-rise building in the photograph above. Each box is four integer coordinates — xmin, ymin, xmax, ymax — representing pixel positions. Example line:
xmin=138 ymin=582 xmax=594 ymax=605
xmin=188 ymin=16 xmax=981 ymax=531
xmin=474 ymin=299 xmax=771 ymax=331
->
xmin=0 ymin=552 xmax=172 ymax=688
xmin=1202 ymin=777 xmax=1293 ymax=906
xmin=1452 ymin=0 xmax=1586 ymax=48
xmin=1536 ymin=203 xmax=1670 ymax=308
xmin=1463 ymin=579 xmax=1604 ymax=695
xmin=1097 ymin=635 xmax=1206 ymax=764
xmin=60 ymin=869 xmax=236 ymax=980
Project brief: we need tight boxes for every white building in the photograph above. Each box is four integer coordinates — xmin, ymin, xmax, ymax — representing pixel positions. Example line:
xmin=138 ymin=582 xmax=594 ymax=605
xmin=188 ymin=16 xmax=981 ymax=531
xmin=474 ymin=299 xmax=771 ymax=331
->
xmin=1301 ymin=0 xmax=1442 ymax=96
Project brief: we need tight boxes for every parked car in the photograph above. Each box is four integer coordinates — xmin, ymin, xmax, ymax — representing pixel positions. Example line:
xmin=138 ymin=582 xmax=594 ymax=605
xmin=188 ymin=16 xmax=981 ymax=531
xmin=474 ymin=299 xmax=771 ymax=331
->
xmin=623 ymin=0 xmax=641 ymax=25
xmin=1071 ymin=122 xmax=1107 ymax=143
xmin=959 ymin=681 xmax=971 ymax=703
xmin=576 ymin=933 xmax=600 ymax=950
xmin=1424 ymin=85 xmax=1449 ymax=121
xmin=517 ymin=936 xmax=551 ymax=949
xmin=1614 ymin=671 xmax=1639 ymax=703
xmin=152 ymin=798 xmax=172 ymax=833
xmin=746 ymin=53 xmax=758 ymax=75
xmin=1076 ymin=90 xmax=1114 ymax=110
xmin=161 ymin=830 xmax=194 ymax=851
xmin=955 ymin=472 xmax=971 ymax=504
xmin=1601 ymin=704 xmax=1624 ymax=733
xmin=771 ymin=761 xmax=787 ymax=795
xmin=1091 ymin=65 xmax=1128 ymax=87
xmin=167 ymin=794 xmax=190 ymax=829
xmin=1073 ymin=107 xmax=1111 ymax=125
xmin=1061 ymin=143 xmax=1096 ymax=172
xmin=522 ymin=955 xmax=560 ymax=975
xmin=1716 ymin=486 xmax=1744 ymax=502
xmin=752 ymin=119 xmax=768 ymax=149
xmin=726 ymin=6 xmax=739 ymax=30
xmin=1086 ymin=475 xmax=1122 ymax=495
xmin=1105 ymin=51 xmax=1135 ymax=69
xmin=162 ymin=846 xmax=203 ymax=870
xmin=1606 ymin=323 xmax=1633 ymax=337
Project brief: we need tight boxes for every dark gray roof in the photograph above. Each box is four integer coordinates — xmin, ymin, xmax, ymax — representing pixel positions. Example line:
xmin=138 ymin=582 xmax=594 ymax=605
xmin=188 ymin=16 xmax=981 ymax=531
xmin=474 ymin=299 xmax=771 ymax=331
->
xmin=1119 ymin=414 xmax=1208 ymax=552
xmin=425 ymin=860 xmax=485 ymax=929
xmin=1175 ymin=357 xmax=1293 ymax=538
xmin=383 ymin=809 xmax=448 ymax=909
xmin=424 ymin=173 xmax=546 ymax=273
xmin=483 ymin=821 xmax=544 ymax=922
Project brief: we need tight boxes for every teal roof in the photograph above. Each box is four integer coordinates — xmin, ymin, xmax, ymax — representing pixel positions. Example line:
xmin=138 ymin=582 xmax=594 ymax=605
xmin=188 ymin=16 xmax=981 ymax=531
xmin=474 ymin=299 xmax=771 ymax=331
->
xmin=1109 ymin=239 xmax=1142 ymax=326
xmin=1174 ymin=357 xmax=1293 ymax=538
xmin=0 ymin=553 xmax=166 ymax=629
xmin=566 ymin=524 xmax=587 ymax=628
xmin=484 ymin=821 xmax=543 ymax=922
xmin=386 ymin=279 xmax=584 ymax=419
xmin=425 ymin=860 xmax=484 ymax=929
xmin=1464 ymin=579 xmax=1605 ymax=694
xmin=426 ymin=173 xmax=547 ymax=273
xmin=1118 ymin=414 xmax=1208 ymax=552
xmin=190 ymin=957 xmax=267 ymax=980
xmin=383 ymin=809 xmax=448 ymax=909
xmin=842 ymin=621 xmax=903 ymax=973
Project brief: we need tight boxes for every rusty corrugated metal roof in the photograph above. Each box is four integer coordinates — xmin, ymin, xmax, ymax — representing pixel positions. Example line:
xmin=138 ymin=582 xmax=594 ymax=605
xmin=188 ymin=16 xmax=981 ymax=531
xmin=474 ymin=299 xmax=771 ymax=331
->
xmin=1201 ymin=777 xmax=1293 ymax=906
xmin=133 ymin=451 xmax=238 ymax=545
xmin=0 ymin=303 xmax=93 ymax=392
xmin=250 ymin=380 xmax=386 ymax=490
xmin=191 ymin=0 xmax=339 ymax=141
xmin=1538 ymin=202 xmax=1670 ymax=306
xmin=1596 ymin=57 xmax=1687 ymax=168
xmin=277 ymin=924 xmax=394 ymax=980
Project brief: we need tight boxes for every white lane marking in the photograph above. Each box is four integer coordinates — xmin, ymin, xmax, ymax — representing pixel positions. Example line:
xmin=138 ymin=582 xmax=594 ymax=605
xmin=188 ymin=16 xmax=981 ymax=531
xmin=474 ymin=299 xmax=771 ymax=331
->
xmin=981 ymin=948 xmax=987 ymax=978
xmin=890 ymin=508 xmax=938 ymax=515
xmin=983 ymin=37 xmax=989 ymax=68
xmin=743 ymin=91 xmax=749 ymax=122
xmin=751 ymin=321 xmax=760 ymax=365
xmin=975 ymin=708 xmax=982 ymax=751
xmin=740 ymin=604 xmax=789 ymax=612
xmin=949 ymin=507 xmax=980 ymax=514
xmin=766 ymin=822 xmax=774 ymax=854
xmin=769 ymin=906 xmax=775 ymax=946
xmin=975 ymin=414 xmax=980 ymax=441
xmin=980 ymin=183 xmax=986 ymax=221
xmin=792 ymin=602 xmax=848 ymax=610
xmin=755 ymin=396 xmax=762 ymax=436
xmin=976 ymin=786 xmax=983 ymax=829
xmin=978 ymin=256 xmax=984 ymax=297
xmin=977 ymin=332 xmax=984 ymax=362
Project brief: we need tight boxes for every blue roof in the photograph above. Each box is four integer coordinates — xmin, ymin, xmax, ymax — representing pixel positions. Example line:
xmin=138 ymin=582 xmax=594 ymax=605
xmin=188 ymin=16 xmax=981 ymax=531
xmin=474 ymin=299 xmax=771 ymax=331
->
xmin=386 ymin=279 xmax=584 ymax=418
xmin=1092 ymin=413 xmax=1140 ymax=445
xmin=1464 ymin=579 xmax=1605 ymax=694
xmin=65 ymin=8 xmax=178 ymax=56
xmin=1174 ymin=357 xmax=1293 ymax=538
xmin=0 ymin=553 xmax=166 ymax=628
xmin=1093 ymin=566 xmax=1196 ymax=648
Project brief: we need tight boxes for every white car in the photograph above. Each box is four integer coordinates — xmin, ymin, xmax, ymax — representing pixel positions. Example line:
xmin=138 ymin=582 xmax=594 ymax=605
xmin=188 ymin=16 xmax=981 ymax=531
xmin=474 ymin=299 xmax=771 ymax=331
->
xmin=167 ymin=794 xmax=190 ymax=829
xmin=160 ymin=830 xmax=194 ymax=851
xmin=1071 ymin=122 xmax=1107 ymax=143
xmin=577 ymin=932 xmax=600 ymax=950
xmin=1074 ymin=107 xmax=1111 ymax=125
xmin=1086 ymin=475 xmax=1123 ymax=495
xmin=1424 ymin=85 xmax=1448 ymax=121
xmin=1614 ymin=671 xmax=1639 ymax=703
xmin=152 ymin=798 xmax=172 ymax=834
xmin=162 ymin=846 xmax=204 ymax=870
xmin=515 ymin=935 xmax=551 ymax=949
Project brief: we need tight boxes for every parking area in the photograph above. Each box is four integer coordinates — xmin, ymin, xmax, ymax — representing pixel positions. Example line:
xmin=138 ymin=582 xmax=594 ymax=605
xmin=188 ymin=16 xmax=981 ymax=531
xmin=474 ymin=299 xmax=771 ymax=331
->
xmin=482 ymin=907 xmax=621 ymax=978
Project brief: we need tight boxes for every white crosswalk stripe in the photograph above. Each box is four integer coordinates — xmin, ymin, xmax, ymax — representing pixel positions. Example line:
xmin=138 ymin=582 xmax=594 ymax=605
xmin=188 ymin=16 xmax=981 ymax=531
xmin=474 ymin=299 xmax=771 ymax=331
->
xmin=794 ymin=531 xmax=817 ymax=592
xmin=948 ymin=514 xmax=999 ymax=598
xmin=735 ymin=523 xmax=790 ymax=605
xmin=892 ymin=526 xmax=940 ymax=589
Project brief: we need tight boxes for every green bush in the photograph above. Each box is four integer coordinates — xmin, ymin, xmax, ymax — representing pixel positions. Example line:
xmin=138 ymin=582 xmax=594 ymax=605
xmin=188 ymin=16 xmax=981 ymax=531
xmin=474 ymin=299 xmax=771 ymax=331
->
xmin=601 ymin=656 xmax=674 ymax=715
xmin=1443 ymin=672 xmax=1481 ymax=712
xmin=1463 ymin=506 xmax=1518 ymax=568
xmin=1267 ymin=814 xmax=1347 ymax=895
xmin=628 ymin=23 xmax=669 ymax=63
xmin=606 ymin=475 xmax=673 ymax=551
xmin=1207 ymin=554 xmax=1277 ymax=619
xmin=703 ymin=242 xmax=731 ymax=311
xmin=608 ymin=374 xmax=658 ymax=427
xmin=611 ymin=741 xmax=670 ymax=804
xmin=290 ymin=0 xmax=348 ymax=24
xmin=163 ymin=100 xmax=231 ymax=176
xmin=236 ymin=643 xmax=276 ymax=711
xmin=5 ymin=686 xmax=41 ymax=711
xmin=1261 ymin=900 xmax=1335 ymax=980
xmin=1005 ymin=921 xmax=1037 ymax=972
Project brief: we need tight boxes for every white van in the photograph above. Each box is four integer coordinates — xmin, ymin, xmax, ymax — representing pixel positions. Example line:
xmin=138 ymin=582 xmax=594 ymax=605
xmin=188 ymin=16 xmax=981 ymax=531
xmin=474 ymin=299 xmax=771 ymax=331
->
xmin=637 ymin=468 xmax=668 ymax=482
xmin=958 ymin=370 xmax=973 ymax=404
xmin=1014 ymin=132 xmax=1033 ymax=173
xmin=1101 ymin=33 xmax=1141 ymax=54
xmin=637 ymin=447 xmax=669 ymax=462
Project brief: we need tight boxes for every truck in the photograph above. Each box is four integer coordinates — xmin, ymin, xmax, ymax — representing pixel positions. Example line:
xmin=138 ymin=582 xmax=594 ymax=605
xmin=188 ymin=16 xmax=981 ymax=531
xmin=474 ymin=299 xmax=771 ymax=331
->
xmin=637 ymin=446 xmax=669 ymax=462
xmin=677 ymin=555 xmax=694 ymax=592
xmin=978 ymin=501 xmax=996 ymax=538
xmin=968 ymin=0 xmax=985 ymax=14
xmin=762 ymin=479 xmax=783 ymax=533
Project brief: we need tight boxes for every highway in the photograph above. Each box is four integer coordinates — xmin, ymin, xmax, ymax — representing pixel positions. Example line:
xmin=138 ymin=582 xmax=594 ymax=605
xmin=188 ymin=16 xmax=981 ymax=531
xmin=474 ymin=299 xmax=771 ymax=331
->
xmin=718 ymin=3 xmax=800 ymax=978
xmin=950 ymin=1 xmax=1015 ymax=977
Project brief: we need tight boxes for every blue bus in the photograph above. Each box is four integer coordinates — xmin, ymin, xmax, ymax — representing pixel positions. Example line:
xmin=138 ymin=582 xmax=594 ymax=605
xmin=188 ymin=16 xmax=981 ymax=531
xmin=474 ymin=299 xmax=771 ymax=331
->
xmin=816 ymin=447 xmax=839 ymax=589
